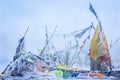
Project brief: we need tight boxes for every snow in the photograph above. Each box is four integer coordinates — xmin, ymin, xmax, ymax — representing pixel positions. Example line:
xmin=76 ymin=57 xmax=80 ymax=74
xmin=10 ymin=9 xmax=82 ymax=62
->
xmin=0 ymin=52 xmax=118 ymax=80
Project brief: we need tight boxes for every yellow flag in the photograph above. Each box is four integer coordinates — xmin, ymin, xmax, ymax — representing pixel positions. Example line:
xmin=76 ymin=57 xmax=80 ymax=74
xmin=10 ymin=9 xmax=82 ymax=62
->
xmin=90 ymin=23 xmax=109 ymax=60
xmin=57 ymin=64 xmax=69 ymax=70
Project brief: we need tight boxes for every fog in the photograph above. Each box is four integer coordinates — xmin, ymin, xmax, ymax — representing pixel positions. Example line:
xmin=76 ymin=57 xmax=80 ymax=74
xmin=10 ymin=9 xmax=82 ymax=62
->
xmin=0 ymin=0 xmax=120 ymax=72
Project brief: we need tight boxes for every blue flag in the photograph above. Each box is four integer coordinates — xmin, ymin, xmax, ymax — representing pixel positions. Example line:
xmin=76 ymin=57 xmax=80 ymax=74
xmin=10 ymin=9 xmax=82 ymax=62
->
xmin=75 ymin=27 xmax=91 ymax=38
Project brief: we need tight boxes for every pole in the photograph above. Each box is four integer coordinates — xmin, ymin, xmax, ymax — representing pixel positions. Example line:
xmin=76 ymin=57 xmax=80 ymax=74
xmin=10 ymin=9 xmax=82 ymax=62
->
xmin=40 ymin=26 xmax=57 ymax=56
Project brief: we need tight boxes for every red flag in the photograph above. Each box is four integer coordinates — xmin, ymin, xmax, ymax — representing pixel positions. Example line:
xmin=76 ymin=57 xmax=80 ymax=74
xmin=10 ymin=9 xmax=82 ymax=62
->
xmin=80 ymin=45 xmax=83 ymax=49
xmin=100 ymin=55 xmax=108 ymax=63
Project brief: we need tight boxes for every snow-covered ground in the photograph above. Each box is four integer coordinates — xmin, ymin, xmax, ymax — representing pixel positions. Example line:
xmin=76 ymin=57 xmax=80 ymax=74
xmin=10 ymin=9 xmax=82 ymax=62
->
xmin=1 ymin=67 xmax=118 ymax=80
xmin=0 ymin=52 xmax=119 ymax=80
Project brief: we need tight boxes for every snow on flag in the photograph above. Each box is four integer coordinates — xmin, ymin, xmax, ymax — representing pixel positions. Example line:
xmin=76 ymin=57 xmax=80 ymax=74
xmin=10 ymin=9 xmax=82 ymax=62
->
xmin=16 ymin=37 xmax=25 ymax=54
xmin=16 ymin=27 xmax=29 ymax=54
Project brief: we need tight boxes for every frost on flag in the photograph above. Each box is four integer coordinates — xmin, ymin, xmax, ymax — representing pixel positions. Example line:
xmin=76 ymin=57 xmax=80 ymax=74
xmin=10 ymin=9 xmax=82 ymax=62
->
xmin=14 ymin=27 xmax=29 ymax=60
xmin=89 ymin=23 xmax=109 ymax=60
xmin=14 ymin=36 xmax=26 ymax=61
xmin=16 ymin=37 xmax=25 ymax=54
xmin=75 ymin=26 xmax=91 ymax=38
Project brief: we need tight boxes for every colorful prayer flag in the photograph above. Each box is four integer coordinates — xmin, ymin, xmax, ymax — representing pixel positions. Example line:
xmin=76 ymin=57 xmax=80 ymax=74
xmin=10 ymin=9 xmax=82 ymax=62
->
xmin=89 ymin=23 xmax=109 ymax=60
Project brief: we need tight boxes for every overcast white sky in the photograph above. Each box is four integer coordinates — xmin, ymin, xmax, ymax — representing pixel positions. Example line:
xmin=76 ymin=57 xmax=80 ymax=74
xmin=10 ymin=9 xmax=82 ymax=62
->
xmin=0 ymin=0 xmax=120 ymax=72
